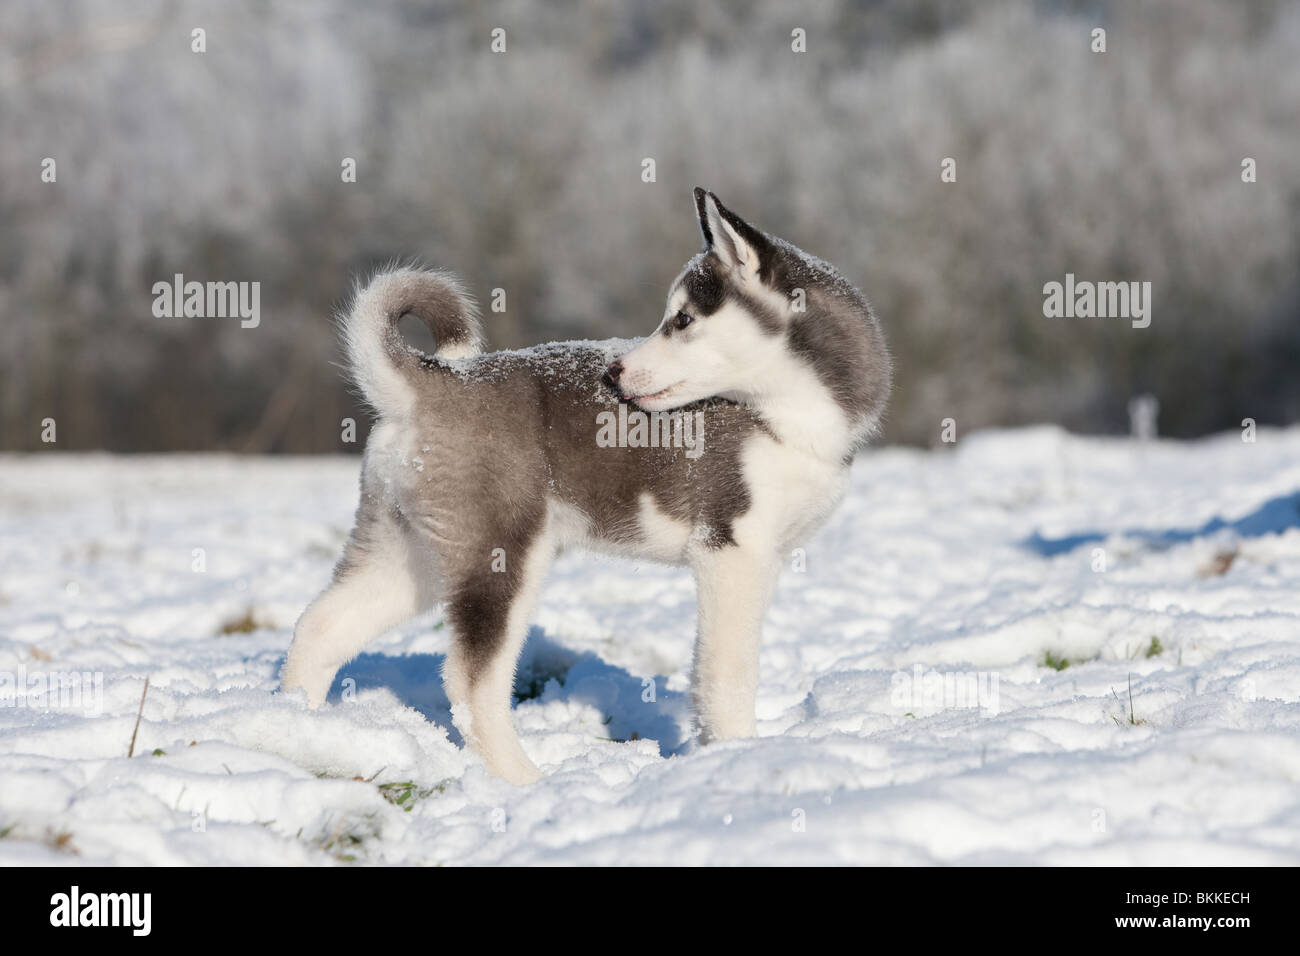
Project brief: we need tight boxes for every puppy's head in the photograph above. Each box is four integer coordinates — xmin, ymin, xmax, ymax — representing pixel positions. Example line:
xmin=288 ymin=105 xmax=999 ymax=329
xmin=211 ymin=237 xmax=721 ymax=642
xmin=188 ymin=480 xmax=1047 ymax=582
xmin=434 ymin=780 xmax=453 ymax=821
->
xmin=605 ymin=188 xmax=793 ymax=412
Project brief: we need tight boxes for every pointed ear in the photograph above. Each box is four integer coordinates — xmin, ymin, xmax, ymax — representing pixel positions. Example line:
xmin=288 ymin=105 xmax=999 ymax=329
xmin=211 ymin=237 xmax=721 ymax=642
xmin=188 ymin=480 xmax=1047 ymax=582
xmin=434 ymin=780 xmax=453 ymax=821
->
xmin=693 ymin=186 xmax=716 ymax=246
xmin=693 ymin=188 xmax=766 ymax=281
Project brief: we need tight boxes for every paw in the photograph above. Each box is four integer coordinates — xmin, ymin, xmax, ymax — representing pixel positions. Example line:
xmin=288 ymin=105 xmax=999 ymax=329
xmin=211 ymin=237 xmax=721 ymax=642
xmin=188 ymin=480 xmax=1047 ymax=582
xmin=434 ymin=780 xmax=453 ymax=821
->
xmin=279 ymin=660 xmax=331 ymax=710
xmin=696 ymin=713 xmax=757 ymax=743
xmin=486 ymin=754 xmax=544 ymax=786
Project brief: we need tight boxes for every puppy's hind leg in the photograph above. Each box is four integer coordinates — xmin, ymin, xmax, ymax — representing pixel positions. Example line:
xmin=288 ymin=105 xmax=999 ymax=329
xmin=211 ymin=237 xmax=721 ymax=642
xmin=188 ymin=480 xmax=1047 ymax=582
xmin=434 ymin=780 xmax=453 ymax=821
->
xmin=441 ymin=517 xmax=553 ymax=786
xmin=282 ymin=504 xmax=437 ymax=708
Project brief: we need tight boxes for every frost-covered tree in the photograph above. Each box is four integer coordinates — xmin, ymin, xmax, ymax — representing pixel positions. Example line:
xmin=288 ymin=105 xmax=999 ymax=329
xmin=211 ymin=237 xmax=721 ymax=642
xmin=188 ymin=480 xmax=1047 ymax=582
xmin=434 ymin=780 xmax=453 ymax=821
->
xmin=1 ymin=0 xmax=1297 ymax=450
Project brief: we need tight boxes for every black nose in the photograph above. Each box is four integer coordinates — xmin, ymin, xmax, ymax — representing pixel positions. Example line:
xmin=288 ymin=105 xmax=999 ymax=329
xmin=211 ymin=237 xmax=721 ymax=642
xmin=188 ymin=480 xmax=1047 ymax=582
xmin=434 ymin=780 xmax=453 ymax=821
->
xmin=602 ymin=360 xmax=625 ymax=397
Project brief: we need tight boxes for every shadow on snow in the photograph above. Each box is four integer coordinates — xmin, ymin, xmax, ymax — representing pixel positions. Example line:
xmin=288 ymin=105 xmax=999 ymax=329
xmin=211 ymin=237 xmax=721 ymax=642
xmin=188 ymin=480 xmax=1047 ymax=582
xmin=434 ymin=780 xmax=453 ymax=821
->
xmin=1021 ymin=491 xmax=1300 ymax=557
xmin=323 ymin=626 xmax=690 ymax=757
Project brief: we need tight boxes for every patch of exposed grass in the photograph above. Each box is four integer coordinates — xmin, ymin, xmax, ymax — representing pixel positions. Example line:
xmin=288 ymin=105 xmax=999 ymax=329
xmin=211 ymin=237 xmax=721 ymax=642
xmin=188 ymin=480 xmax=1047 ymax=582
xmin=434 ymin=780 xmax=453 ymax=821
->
xmin=314 ymin=827 xmax=365 ymax=862
xmin=218 ymin=609 xmax=261 ymax=635
xmin=311 ymin=769 xmax=445 ymax=813
xmin=48 ymin=829 xmax=78 ymax=854
xmin=311 ymin=814 xmax=380 ymax=863
xmin=0 ymin=825 xmax=78 ymax=854
xmin=1110 ymin=674 xmax=1146 ymax=727
xmin=1043 ymin=650 xmax=1074 ymax=671
xmin=1044 ymin=650 xmax=1069 ymax=671
xmin=376 ymin=780 xmax=445 ymax=811
xmin=1144 ymin=636 xmax=1164 ymax=658
xmin=1043 ymin=649 xmax=1101 ymax=671
xmin=595 ymin=731 xmax=642 ymax=743
xmin=1198 ymin=545 xmax=1239 ymax=578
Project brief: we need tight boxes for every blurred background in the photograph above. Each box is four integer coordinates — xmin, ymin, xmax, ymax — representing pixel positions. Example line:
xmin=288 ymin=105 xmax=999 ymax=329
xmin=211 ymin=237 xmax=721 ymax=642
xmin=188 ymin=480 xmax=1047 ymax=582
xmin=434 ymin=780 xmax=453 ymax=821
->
xmin=1 ymin=0 xmax=1298 ymax=453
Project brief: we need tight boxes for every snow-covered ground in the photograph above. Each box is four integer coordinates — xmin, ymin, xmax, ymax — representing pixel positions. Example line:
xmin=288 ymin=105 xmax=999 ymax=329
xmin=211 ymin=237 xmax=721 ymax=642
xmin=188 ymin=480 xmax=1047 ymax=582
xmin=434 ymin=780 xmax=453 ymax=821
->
xmin=2 ymin=426 xmax=1299 ymax=865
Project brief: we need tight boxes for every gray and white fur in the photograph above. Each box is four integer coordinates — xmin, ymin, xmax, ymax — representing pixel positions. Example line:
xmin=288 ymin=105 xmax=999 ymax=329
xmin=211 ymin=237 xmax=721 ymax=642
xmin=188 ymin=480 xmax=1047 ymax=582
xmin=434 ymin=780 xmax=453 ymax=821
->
xmin=282 ymin=188 xmax=891 ymax=784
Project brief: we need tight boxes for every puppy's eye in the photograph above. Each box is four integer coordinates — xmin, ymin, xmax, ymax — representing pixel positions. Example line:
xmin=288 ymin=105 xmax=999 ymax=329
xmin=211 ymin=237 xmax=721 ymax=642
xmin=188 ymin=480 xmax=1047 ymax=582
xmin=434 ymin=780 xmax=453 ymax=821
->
xmin=674 ymin=311 xmax=694 ymax=330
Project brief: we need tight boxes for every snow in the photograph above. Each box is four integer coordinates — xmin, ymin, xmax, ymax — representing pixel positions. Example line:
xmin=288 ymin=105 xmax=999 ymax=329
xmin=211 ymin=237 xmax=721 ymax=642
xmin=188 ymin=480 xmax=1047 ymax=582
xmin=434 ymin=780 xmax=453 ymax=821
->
xmin=2 ymin=426 xmax=1299 ymax=865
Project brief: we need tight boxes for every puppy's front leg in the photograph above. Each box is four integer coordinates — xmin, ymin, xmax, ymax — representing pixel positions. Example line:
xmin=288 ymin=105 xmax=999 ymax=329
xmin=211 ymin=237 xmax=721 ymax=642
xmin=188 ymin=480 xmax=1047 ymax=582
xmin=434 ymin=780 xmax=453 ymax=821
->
xmin=690 ymin=544 xmax=781 ymax=743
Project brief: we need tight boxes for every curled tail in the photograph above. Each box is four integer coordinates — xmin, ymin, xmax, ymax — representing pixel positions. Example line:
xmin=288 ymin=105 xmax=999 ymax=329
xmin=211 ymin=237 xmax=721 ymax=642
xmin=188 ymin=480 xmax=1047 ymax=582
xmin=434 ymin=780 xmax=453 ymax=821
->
xmin=341 ymin=267 xmax=484 ymax=418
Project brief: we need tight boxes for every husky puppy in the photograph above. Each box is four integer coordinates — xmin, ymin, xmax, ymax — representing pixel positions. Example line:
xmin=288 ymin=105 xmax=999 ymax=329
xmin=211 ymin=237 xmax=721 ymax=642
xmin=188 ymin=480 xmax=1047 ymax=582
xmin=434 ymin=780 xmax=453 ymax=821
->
xmin=282 ymin=188 xmax=891 ymax=784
